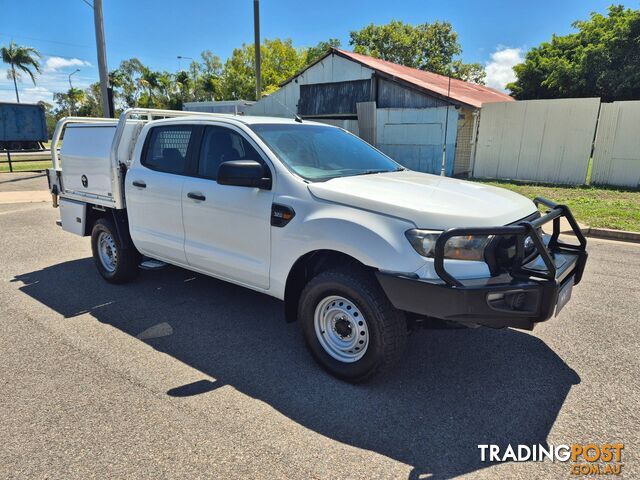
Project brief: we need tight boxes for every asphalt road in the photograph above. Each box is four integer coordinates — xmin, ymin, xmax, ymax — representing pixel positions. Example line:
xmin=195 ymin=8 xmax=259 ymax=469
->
xmin=0 ymin=173 xmax=638 ymax=479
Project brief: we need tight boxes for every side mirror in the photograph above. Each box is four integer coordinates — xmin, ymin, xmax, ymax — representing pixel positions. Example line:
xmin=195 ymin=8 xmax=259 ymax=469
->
xmin=217 ymin=160 xmax=271 ymax=189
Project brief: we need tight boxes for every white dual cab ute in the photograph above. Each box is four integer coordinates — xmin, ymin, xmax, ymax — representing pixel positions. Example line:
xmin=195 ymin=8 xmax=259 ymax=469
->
xmin=48 ymin=108 xmax=588 ymax=382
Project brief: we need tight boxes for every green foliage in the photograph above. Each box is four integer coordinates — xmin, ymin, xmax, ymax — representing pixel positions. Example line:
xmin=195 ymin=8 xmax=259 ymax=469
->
xmin=222 ymin=38 xmax=306 ymax=100
xmin=349 ymin=20 xmax=485 ymax=83
xmin=304 ymin=38 xmax=342 ymax=65
xmin=53 ymin=88 xmax=86 ymax=116
xmin=1 ymin=41 xmax=42 ymax=102
xmin=507 ymin=5 xmax=640 ymax=101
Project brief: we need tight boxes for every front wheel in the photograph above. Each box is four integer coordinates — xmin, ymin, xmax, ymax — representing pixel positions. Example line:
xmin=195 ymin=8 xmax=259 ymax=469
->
xmin=91 ymin=217 xmax=140 ymax=283
xmin=299 ymin=267 xmax=408 ymax=382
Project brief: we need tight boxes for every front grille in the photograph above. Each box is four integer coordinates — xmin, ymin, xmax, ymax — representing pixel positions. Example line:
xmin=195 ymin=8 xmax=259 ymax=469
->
xmin=485 ymin=211 xmax=542 ymax=275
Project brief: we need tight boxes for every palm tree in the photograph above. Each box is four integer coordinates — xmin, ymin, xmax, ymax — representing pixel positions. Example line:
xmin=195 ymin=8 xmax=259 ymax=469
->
xmin=1 ymin=41 xmax=42 ymax=103
xmin=66 ymin=87 xmax=86 ymax=116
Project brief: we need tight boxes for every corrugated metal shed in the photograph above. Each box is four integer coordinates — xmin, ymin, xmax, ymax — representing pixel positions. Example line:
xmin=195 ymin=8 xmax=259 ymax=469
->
xmin=377 ymin=78 xmax=448 ymax=109
xmin=281 ymin=49 xmax=514 ymax=109
xmin=298 ymin=79 xmax=371 ymax=116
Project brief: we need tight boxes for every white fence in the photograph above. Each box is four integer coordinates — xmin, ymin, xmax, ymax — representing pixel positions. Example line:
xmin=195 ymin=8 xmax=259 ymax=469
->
xmin=473 ymin=98 xmax=601 ymax=185
xmin=591 ymin=101 xmax=640 ymax=187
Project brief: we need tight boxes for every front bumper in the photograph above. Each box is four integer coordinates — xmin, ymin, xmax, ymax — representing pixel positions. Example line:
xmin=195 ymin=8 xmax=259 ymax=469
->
xmin=376 ymin=197 xmax=588 ymax=330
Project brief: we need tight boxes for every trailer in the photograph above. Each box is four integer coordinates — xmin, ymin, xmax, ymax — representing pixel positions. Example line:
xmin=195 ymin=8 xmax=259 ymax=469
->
xmin=0 ymin=102 xmax=48 ymax=151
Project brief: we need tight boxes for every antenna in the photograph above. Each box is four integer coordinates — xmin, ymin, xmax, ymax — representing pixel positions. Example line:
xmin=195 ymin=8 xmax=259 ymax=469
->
xmin=440 ymin=68 xmax=453 ymax=177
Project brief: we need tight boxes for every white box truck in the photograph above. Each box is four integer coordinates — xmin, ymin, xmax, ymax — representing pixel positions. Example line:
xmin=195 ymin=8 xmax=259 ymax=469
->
xmin=47 ymin=108 xmax=588 ymax=382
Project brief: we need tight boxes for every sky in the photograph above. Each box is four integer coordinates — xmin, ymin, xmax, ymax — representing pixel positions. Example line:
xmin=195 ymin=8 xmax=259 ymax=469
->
xmin=0 ymin=0 xmax=636 ymax=104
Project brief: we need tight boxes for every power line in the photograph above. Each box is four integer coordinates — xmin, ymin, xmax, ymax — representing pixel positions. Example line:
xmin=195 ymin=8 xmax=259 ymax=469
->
xmin=81 ymin=0 xmax=94 ymax=8
xmin=0 ymin=33 xmax=90 ymax=49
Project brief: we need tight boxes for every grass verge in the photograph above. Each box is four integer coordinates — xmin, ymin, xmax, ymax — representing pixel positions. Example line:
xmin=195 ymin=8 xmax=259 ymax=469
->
xmin=474 ymin=179 xmax=640 ymax=232
xmin=0 ymin=157 xmax=52 ymax=173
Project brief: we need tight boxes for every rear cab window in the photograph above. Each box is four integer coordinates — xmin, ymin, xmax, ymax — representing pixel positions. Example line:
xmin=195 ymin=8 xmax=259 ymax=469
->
xmin=143 ymin=125 xmax=194 ymax=175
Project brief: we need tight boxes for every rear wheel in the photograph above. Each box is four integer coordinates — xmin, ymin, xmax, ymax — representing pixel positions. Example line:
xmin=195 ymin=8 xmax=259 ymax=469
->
xmin=91 ymin=217 xmax=139 ymax=283
xmin=299 ymin=267 xmax=408 ymax=382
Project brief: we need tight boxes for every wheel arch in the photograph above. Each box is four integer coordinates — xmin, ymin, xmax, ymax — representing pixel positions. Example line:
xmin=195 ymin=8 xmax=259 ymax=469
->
xmin=283 ymin=249 xmax=373 ymax=323
xmin=86 ymin=207 xmax=136 ymax=251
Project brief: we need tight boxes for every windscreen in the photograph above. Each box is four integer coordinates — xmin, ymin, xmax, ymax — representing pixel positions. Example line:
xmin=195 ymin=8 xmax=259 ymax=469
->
xmin=249 ymin=124 xmax=402 ymax=181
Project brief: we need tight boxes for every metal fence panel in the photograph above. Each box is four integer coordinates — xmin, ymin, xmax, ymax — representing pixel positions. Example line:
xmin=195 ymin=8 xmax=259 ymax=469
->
xmin=473 ymin=98 xmax=600 ymax=184
xmin=592 ymin=101 xmax=640 ymax=188
xmin=356 ymin=101 xmax=377 ymax=145
xmin=376 ymin=107 xmax=458 ymax=175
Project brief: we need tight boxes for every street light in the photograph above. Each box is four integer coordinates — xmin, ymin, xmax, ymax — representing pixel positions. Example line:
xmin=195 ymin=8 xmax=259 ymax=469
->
xmin=177 ymin=55 xmax=193 ymax=69
xmin=68 ymin=68 xmax=80 ymax=89
xmin=68 ymin=69 xmax=80 ymax=116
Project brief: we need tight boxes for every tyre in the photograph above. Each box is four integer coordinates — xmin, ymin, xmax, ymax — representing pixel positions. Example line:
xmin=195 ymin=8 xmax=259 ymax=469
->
xmin=91 ymin=217 xmax=140 ymax=283
xmin=299 ymin=267 xmax=408 ymax=382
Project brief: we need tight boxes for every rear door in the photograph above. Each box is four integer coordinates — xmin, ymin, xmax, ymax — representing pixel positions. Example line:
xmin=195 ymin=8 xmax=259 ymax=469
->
xmin=126 ymin=124 xmax=197 ymax=264
xmin=182 ymin=124 xmax=274 ymax=289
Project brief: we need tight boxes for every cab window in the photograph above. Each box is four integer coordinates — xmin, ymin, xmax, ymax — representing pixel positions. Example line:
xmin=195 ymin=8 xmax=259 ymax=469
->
xmin=198 ymin=126 xmax=263 ymax=179
xmin=143 ymin=125 xmax=193 ymax=175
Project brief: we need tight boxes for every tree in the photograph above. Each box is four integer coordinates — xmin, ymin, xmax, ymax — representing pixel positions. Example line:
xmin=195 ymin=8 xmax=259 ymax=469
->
xmin=76 ymin=82 xmax=104 ymax=117
xmin=304 ymin=38 xmax=341 ymax=65
xmin=507 ymin=5 xmax=640 ymax=101
xmin=1 ymin=41 xmax=41 ymax=102
xmin=349 ymin=20 xmax=485 ymax=83
xmin=38 ymin=101 xmax=57 ymax=138
xmin=222 ymin=38 xmax=306 ymax=100
xmin=111 ymin=58 xmax=145 ymax=107
xmin=53 ymin=88 xmax=86 ymax=116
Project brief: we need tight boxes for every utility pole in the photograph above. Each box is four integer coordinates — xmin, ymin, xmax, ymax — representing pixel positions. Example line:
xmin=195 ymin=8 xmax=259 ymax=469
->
xmin=93 ymin=0 xmax=113 ymax=117
xmin=253 ymin=0 xmax=261 ymax=100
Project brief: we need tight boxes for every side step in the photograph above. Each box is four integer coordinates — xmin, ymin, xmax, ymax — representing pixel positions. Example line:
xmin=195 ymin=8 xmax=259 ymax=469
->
xmin=139 ymin=258 xmax=168 ymax=271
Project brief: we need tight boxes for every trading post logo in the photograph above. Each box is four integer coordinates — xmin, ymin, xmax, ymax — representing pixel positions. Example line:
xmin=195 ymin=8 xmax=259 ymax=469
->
xmin=478 ymin=443 xmax=624 ymax=475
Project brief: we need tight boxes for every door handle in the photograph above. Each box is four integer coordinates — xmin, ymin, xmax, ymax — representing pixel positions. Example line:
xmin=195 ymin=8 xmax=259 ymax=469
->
xmin=132 ymin=180 xmax=146 ymax=188
xmin=187 ymin=192 xmax=206 ymax=201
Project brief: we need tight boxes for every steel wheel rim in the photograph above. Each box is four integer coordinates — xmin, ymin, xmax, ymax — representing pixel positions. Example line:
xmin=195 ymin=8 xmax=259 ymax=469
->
xmin=97 ymin=231 xmax=118 ymax=273
xmin=314 ymin=295 xmax=369 ymax=363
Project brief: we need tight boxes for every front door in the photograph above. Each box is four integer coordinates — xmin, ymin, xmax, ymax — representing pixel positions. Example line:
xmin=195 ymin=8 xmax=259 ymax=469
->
xmin=126 ymin=124 xmax=196 ymax=265
xmin=182 ymin=125 xmax=273 ymax=289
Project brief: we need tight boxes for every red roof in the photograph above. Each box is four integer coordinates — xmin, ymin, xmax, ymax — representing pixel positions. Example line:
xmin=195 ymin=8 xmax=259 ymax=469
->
xmin=333 ymin=49 xmax=514 ymax=108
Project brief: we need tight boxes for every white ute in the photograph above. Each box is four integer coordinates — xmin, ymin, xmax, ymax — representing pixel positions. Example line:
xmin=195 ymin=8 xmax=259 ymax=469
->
xmin=48 ymin=108 xmax=588 ymax=382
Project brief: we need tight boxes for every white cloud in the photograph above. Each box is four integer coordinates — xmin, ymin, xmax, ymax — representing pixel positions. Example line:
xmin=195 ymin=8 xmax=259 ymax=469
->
xmin=0 ymin=84 xmax=53 ymax=103
xmin=44 ymin=56 xmax=92 ymax=72
xmin=485 ymin=47 xmax=523 ymax=91
xmin=0 ymin=65 xmax=94 ymax=104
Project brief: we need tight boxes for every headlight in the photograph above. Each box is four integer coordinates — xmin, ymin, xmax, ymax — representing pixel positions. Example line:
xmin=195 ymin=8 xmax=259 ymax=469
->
xmin=405 ymin=229 xmax=441 ymax=257
xmin=405 ymin=229 xmax=492 ymax=261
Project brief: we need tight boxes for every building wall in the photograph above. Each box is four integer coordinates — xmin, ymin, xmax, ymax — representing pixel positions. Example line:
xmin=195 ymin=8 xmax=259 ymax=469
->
xmin=183 ymin=100 xmax=254 ymax=114
xmin=299 ymin=79 xmax=371 ymax=116
xmin=377 ymin=78 xmax=449 ymax=109
xmin=246 ymin=53 xmax=374 ymax=117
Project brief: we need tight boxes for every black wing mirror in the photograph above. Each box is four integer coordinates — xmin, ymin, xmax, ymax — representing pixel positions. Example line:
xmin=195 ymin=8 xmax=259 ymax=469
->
xmin=217 ymin=160 xmax=272 ymax=190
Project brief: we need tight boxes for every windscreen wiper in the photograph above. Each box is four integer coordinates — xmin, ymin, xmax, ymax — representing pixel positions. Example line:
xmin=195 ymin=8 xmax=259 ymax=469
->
xmin=359 ymin=168 xmax=404 ymax=175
